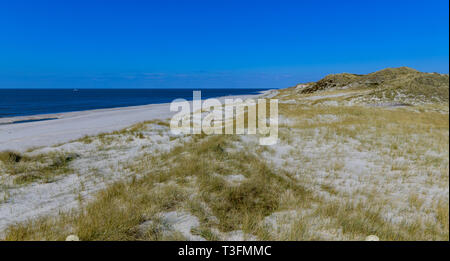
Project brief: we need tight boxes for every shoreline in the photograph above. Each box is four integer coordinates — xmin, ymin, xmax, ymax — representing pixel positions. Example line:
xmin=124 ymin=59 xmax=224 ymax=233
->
xmin=0 ymin=91 xmax=273 ymax=152
xmin=0 ymin=89 xmax=271 ymax=124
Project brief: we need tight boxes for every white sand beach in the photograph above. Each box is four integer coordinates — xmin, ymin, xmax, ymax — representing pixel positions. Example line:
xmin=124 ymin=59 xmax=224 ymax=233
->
xmin=0 ymin=92 xmax=265 ymax=152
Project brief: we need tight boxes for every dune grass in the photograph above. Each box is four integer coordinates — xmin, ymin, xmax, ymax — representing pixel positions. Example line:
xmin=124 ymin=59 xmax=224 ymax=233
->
xmin=0 ymin=151 xmax=77 ymax=185
xmin=2 ymin=134 xmax=307 ymax=240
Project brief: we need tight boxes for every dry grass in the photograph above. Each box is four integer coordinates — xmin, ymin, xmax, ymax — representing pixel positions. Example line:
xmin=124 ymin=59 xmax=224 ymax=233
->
xmin=0 ymin=151 xmax=76 ymax=185
xmin=251 ymin=100 xmax=448 ymax=240
xmin=3 ymin=134 xmax=310 ymax=240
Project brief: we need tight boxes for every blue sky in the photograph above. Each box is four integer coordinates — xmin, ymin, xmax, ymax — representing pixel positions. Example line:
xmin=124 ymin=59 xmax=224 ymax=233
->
xmin=0 ymin=0 xmax=448 ymax=89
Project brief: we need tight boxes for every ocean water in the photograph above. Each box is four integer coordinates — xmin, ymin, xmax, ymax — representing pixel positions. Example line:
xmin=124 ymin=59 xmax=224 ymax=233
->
xmin=0 ymin=89 xmax=269 ymax=118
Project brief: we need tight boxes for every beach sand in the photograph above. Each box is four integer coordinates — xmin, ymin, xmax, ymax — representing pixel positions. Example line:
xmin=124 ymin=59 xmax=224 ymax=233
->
xmin=0 ymin=93 xmax=264 ymax=152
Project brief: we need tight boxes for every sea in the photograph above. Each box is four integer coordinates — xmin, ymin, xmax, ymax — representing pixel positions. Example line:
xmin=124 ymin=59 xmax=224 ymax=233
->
xmin=0 ymin=88 xmax=270 ymax=118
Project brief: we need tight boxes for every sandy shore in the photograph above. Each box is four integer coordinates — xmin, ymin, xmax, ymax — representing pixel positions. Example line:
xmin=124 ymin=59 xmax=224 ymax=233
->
xmin=0 ymin=92 xmax=267 ymax=152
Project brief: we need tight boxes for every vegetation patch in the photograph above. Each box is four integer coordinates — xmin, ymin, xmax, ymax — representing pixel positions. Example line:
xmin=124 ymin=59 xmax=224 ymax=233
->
xmin=0 ymin=151 xmax=77 ymax=185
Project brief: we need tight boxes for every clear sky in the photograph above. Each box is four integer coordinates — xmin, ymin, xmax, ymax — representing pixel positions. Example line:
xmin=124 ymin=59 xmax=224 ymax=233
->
xmin=0 ymin=0 xmax=448 ymax=89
